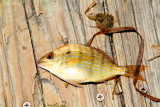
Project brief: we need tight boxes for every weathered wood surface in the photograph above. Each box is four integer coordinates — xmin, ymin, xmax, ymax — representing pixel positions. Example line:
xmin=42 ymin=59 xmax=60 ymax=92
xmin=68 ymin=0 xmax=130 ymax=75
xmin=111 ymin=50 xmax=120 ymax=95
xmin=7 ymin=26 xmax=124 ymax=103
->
xmin=0 ymin=0 xmax=160 ymax=107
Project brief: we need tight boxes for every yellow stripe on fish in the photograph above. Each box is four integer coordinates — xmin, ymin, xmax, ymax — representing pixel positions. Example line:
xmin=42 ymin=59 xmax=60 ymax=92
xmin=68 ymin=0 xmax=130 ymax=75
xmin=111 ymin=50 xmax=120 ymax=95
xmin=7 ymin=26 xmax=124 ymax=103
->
xmin=38 ymin=44 xmax=146 ymax=85
xmin=53 ymin=52 xmax=125 ymax=74
xmin=53 ymin=44 xmax=125 ymax=71
xmin=54 ymin=44 xmax=114 ymax=63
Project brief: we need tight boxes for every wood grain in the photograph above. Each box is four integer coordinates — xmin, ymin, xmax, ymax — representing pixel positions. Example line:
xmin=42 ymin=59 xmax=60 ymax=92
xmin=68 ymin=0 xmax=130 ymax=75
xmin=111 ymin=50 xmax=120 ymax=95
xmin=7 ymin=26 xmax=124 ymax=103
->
xmin=0 ymin=0 xmax=159 ymax=106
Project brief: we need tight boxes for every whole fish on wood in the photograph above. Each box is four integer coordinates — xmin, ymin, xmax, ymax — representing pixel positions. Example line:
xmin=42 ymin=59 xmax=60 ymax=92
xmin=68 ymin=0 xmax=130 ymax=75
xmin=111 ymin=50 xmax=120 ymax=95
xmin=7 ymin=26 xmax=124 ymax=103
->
xmin=38 ymin=43 xmax=146 ymax=86
xmin=37 ymin=28 xmax=144 ymax=86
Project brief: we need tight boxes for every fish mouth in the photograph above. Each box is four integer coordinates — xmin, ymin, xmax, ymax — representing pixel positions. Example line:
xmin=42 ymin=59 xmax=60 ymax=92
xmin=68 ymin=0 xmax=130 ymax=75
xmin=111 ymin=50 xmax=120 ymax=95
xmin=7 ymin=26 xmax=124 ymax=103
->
xmin=37 ymin=59 xmax=45 ymax=67
xmin=37 ymin=59 xmax=52 ymax=72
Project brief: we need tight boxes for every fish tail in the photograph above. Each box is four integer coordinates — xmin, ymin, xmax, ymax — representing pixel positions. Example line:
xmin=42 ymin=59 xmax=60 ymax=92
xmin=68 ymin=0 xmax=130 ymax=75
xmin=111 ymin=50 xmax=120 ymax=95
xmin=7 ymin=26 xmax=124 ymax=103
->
xmin=122 ymin=65 xmax=147 ymax=81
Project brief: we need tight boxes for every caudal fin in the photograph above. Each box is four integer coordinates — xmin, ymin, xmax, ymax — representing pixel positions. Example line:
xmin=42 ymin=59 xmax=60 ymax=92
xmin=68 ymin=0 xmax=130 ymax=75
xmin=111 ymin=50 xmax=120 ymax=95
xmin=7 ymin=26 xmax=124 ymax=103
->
xmin=123 ymin=65 xmax=147 ymax=81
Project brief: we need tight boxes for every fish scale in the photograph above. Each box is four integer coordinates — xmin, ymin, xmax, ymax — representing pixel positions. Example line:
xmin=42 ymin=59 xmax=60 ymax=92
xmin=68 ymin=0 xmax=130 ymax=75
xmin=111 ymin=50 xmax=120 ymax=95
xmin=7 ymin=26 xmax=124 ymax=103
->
xmin=38 ymin=44 xmax=129 ymax=84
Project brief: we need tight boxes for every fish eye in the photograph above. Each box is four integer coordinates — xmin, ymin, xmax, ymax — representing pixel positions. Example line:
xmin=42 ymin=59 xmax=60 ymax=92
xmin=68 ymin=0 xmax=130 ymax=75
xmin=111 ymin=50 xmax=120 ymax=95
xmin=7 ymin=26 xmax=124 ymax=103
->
xmin=47 ymin=53 xmax=54 ymax=59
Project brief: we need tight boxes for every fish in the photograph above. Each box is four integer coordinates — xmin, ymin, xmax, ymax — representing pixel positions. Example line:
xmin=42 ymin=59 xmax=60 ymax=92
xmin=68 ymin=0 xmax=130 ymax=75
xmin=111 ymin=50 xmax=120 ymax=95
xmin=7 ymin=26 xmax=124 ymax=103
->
xmin=38 ymin=43 xmax=146 ymax=86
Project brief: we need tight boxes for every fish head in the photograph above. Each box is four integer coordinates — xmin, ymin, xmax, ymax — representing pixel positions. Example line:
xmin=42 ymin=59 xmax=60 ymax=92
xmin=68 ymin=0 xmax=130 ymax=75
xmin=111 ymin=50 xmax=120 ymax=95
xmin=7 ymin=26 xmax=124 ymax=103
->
xmin=37 ymin=51 xmax=55 ymax=72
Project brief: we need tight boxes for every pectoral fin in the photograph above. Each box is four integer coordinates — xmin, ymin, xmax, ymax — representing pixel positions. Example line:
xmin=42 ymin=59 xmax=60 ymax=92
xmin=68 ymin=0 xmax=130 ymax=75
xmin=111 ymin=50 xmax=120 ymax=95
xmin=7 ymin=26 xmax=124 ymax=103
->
xmin=64 ymin=82 xmax=69 ymax=88
xmin=64 ymin=81 xmax=83 ymax=88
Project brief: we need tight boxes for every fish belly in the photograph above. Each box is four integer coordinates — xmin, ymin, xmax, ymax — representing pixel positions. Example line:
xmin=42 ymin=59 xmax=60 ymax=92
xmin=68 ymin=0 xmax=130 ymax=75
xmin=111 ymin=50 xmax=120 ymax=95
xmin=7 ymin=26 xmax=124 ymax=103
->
xmin=56 ymin=59 xmax=125 ymax=83
xmin=62 ymin=66 xmax=119 ymax=83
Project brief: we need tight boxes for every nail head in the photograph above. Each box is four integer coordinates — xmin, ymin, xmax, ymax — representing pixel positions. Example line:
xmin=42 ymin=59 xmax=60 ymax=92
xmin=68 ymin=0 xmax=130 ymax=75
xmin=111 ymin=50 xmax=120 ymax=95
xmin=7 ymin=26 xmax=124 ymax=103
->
xmin=96 ymin=94 xmax=104 ymax=102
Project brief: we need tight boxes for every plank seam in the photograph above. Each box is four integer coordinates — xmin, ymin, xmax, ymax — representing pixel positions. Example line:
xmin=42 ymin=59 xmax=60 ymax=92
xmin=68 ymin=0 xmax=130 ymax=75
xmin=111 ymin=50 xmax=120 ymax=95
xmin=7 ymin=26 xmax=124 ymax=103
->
xmin=22 ymin=0 xmax=46 ymax=106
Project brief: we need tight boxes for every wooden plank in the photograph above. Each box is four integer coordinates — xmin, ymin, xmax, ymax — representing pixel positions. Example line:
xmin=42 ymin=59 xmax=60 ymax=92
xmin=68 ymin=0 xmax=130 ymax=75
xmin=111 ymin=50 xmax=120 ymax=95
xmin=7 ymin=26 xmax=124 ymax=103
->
xmin=27 ymin=0 xmax=160 ymax=106
xmin=0 ymin=0 xmax=44 ymax=106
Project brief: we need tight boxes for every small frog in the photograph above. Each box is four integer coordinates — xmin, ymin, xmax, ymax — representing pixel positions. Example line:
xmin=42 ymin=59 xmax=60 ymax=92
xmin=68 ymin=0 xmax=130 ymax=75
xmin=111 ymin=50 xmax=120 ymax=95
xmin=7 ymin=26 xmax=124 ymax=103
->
xmin=87 ymin=13 xmax=114 ymax=30
xmin=84 ymin=1 xmax=114 ymax=30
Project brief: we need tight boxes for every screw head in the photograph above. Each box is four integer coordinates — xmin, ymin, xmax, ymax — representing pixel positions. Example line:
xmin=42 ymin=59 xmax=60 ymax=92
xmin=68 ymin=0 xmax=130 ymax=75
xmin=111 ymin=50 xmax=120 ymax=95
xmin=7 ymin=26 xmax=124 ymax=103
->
xmin=96 ymin=94 xmax=104 ymax=102
xmin=139 ymin=86 xmax=148 ymax=93
xmin=23 ymin=102 xmax=31 ymax=107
